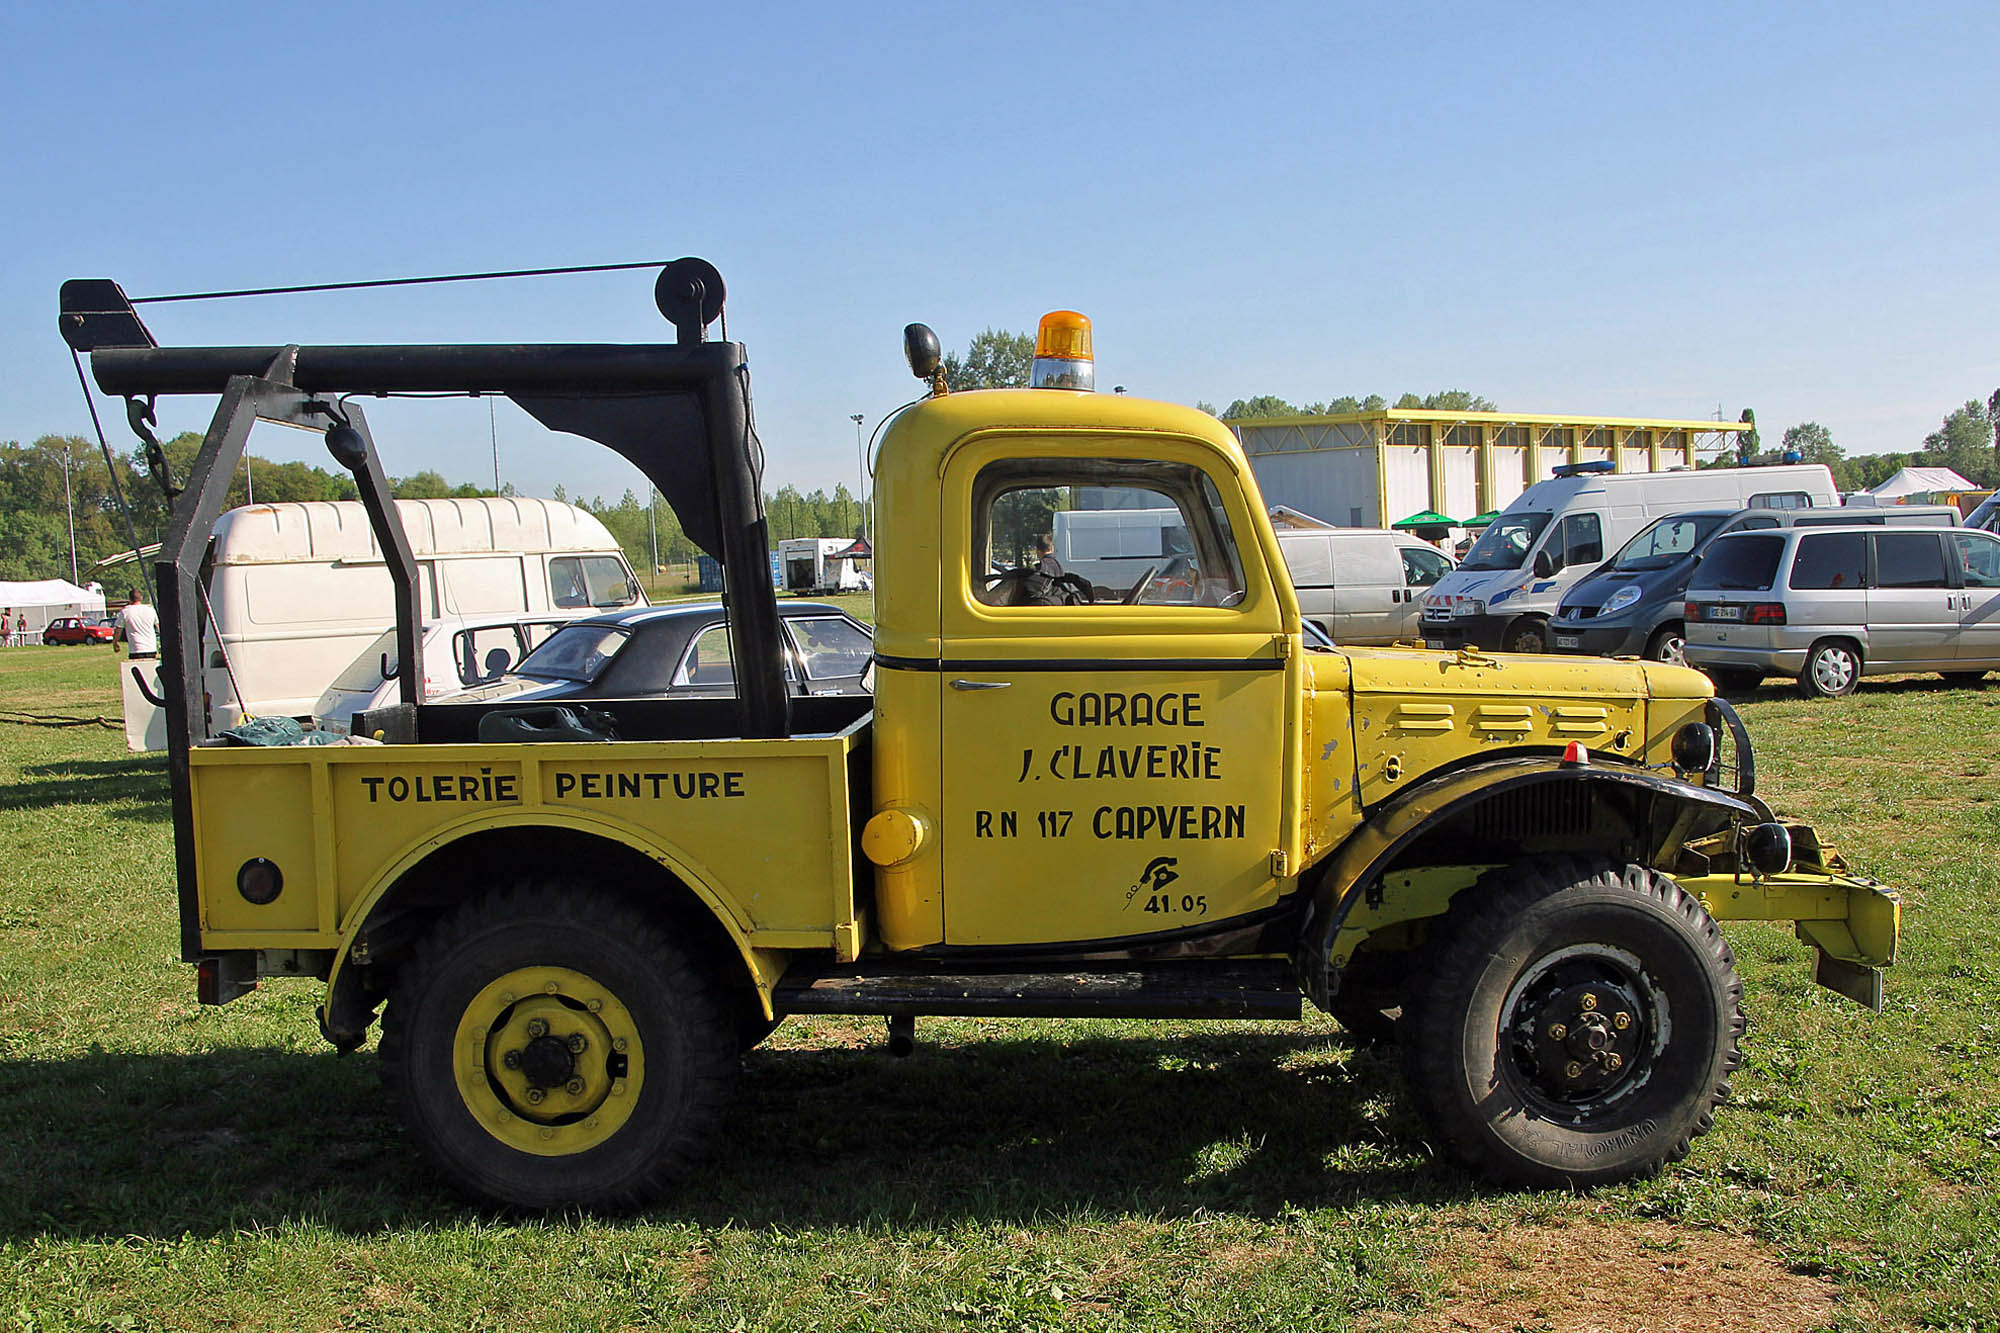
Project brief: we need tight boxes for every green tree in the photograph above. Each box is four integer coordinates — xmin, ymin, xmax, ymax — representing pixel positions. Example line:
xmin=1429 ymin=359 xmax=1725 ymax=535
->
xmin=942 ymin=329 xmax=1035 ymax=391
xmin=1220 ymin=396 xmax=1301 ymax=420
xmin=1920 ymin=399 xmax=1997 ymax=487
xmin=1419 ymin=389 xmax=1497 ymax=411
xmin=1781 ymin=421 xmax=1842 ymax=466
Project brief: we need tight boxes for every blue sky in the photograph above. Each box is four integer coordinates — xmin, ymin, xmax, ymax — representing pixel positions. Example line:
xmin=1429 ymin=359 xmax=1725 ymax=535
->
xmin=3 ymin=2 xmax=1995 ymax=505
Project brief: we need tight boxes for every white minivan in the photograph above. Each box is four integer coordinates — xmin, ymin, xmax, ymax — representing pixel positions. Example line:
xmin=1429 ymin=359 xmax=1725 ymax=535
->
xmin=126 ymin=496 xmax=643 ymax=747
xmin=1420 ymin=463 xmax=1839 ymax=652
xmin=1275 ymin=527 xmax=1455 ymax=644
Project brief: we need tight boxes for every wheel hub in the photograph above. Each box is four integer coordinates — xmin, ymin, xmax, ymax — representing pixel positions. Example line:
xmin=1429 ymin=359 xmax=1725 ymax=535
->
xmin=518 ymin=1033 xmax=577 ymax=1087
xmin=1514 ymin=973 xmax=1649 ymax=1107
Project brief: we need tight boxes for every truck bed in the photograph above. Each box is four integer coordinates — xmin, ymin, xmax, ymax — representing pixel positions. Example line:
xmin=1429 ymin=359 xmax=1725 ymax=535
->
xmin=187 ymin=707 xmax=873 ymax=960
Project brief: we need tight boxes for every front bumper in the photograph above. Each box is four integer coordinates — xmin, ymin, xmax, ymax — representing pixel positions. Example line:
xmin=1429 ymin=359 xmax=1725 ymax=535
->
xmin=1549 ymin=619 xmax=1649 ymax=657
xmin=1420 ymin=612 xmax=1514 ymax=650
xmin=1675 ymin=829 xmax=1900 ymax=1009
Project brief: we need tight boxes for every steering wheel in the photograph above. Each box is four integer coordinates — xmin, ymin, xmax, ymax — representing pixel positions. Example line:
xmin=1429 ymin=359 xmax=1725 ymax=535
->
xmin=1054 ymin=573 xmax=1095 ymax=605
xmin=1122 ymin=564 xmax=1162 ymax=605
xmin=979 ymin=570 xmax=1031 ymax=603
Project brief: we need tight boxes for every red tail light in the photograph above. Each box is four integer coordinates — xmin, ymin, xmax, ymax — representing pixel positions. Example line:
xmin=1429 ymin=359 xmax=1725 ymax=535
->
xmin=1684 ymin=601 xmax=1698 ymax=619
xmin=1748 ymin=603 xmax=1786 ymax=625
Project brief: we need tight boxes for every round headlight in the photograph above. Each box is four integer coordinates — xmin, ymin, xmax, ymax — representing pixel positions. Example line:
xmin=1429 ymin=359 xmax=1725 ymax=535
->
xmin=237 ymin=857 xmax=284 ymax=905
xmin=1671 ymin=721 xmax=1716 ymax=774
xmin=1743 ymin=822 xmax=1793 ymax=876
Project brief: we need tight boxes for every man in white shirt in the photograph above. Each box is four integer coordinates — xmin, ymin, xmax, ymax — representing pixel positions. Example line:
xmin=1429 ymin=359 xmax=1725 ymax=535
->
xmin=116 ymin=587 xmax=160 ymax=660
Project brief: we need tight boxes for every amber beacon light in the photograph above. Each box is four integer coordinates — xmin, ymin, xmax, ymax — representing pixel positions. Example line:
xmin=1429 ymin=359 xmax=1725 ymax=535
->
xmin=1030 ymin=310 xmax=1095 ymax=391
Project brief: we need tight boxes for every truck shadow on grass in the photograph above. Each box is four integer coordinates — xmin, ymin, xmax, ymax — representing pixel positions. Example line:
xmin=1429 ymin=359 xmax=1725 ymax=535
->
xmin=1 ymin=755 xmax=170 ymax=822
xmin=0 ymin=1028 xmax=1458 ymax=1240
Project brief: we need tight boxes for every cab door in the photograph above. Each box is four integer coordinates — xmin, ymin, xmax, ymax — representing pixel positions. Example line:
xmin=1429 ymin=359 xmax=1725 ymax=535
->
xmin=1866 ymin=530 xmax=1956 ymax=669
xmin=937 ymin=438 xmax=1303 ymax=947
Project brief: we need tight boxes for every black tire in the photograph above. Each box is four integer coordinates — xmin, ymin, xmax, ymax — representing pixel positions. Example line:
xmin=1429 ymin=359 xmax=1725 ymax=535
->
xmin=1502 ymin=617 xmax=1547 ymax=654
xmin=1645 ymin=623 xmax=1688 ymax=666
xmin=1402 ymin=856 xmax=1745 ymax=1188
xmin=736 ymin=1010 xmax=783 ymax=1053
xmin=380 ymin=883 xmax=739 ymax=1210
xmin=1798 ymin=639 xmax=1861 ymax=698
xmin=1702 ymin=667 xmax=1762 ymax=697
xmin=1940 ymin=670 xmax=1990 ymax=688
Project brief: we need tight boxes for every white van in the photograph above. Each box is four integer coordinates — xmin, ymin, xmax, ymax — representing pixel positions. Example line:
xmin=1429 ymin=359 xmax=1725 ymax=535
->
xmin=1049 ymin=507 xmax=1192 ymax=592
xmin=1275 ymin=527 xmax=1455 ymax=644
xmin=179 ymin=497 xmax=640 ymax=737
xmin=313 ymin=613 xmax=575 ymax=734
xmin=1419 ymin=463 xmax=1838 ymax=652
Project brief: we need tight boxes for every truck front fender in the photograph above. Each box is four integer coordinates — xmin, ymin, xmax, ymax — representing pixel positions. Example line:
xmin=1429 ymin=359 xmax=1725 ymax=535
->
xmin=1294 ymin=757 xmax=1764 ymax=1010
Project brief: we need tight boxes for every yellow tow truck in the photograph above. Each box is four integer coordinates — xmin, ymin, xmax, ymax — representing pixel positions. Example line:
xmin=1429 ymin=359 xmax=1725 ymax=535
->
xmin=59 ymin=263 xmax=1899 ymax=1209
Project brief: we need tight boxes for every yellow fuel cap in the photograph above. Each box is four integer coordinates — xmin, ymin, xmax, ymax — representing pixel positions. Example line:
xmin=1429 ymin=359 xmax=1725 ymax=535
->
xmin=861 ymin=808 xmax=928 ymax=867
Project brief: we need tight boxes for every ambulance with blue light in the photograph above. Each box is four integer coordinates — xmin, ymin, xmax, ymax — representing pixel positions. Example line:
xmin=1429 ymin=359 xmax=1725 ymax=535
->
xmin=60 ymin=265 xmax=1897 ymax=1212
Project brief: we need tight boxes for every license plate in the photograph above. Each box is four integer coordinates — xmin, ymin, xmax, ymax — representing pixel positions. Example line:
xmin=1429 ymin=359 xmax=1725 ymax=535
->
xmin=1708 ymin=605 xmax=1741 ymax=621
xmin=1554 ymin=634 xmax=1580 ymax=649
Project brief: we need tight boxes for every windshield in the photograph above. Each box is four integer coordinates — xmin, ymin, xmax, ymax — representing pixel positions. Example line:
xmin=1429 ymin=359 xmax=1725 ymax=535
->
xmin=514 ymin=624 xmax=630 ymax=681
xmin=328 ymin=627 xmax=400 ymax=692
xmin=1610 ymin=513 xmax=1729 ymax=572
xmin=1459 ymin=511 xmax=1551 ymax=571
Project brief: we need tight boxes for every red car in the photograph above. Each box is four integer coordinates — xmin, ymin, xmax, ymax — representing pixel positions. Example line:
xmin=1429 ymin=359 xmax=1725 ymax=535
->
xmin=42 ymin=616 xmax=115 ymax=645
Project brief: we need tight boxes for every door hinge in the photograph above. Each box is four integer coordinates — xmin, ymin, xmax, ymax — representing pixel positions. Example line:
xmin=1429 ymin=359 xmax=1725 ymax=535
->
xmin=1270 ymin=849 xmax=1290 ymax=877
xmin=1274 ymin=633 xmax=1292 ymax=659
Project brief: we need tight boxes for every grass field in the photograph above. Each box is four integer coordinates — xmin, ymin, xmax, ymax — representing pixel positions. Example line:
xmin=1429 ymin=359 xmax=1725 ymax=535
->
xmin=1 ymin=642 xmax=1995 ymax=1331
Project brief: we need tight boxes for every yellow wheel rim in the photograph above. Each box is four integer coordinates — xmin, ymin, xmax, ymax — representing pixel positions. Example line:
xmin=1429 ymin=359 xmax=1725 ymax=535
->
xmin=453 ymin=964 xmax=645 ymax=1157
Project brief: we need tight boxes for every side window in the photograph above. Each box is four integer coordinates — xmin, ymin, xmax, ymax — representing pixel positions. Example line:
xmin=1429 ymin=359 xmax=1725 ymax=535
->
xmin=455 ymin=625 xmax=529 ymax=685
xmin=1738 ymin=515 xmax=1782 ymax=531
xmin=1951 ymin=533 xmax=2000 ymax=588
xmin=1562 ymin=513 xmax=1603 ymax=567
xmin=1751 ymin=491 xmax=1812 ymax=510
xmin=1873 ymin=532 xmax=1947 ymax=589
xmin=673 ymin=625 xmax=736 ymax=686
xmin=1401 ymin=546 xmax=1452 ymax=587
xmin=786 ymin=617 xmax=872 ymax=680
xmin=550 ymin=556 xmax=638 ymax=610
xmin=1790 ymin=532 xmax=1866 ymax=590
xmin=969 ymin=459 xmax=1245 ymax=608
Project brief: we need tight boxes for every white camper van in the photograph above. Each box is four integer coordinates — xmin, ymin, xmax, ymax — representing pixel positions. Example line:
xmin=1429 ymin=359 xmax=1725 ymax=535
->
xmin=1048 ymin=507 xmax=1193 ymax=593
xmin=1420 ymin=463 xmax=1838 ymax=652
xmin=148 ymin=497 xmax=641 ymax=741
xmin=779 ymin=537 xmax=870 ymax=595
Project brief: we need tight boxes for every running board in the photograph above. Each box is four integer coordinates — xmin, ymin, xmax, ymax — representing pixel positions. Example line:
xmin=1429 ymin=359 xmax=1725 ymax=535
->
xmin=772 ymin=958 xmax=1303 ymax=1020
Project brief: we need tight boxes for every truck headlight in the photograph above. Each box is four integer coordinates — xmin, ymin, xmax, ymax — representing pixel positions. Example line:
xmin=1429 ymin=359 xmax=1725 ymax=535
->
xmin=1452 ymin=599 xmax=1485 ymax=617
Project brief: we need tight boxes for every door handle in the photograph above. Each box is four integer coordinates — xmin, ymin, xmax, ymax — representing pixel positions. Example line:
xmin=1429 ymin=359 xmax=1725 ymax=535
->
xmin=949 ymin=679 xmax=1012 ymax=691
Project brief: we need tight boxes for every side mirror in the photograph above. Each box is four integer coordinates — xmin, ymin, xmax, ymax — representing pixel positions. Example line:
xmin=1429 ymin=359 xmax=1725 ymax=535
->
xmin=1533 ymin=549 xmax=1557 ymax=579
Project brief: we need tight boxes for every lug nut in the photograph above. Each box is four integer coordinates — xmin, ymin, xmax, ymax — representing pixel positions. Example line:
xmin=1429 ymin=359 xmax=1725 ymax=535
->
xmin=1548 ymin=1023 xmax=1567 ymax=1041
xmin=567 ymin=1033 xmax=587 ymax=1053
xmin=565 ymin=1078 xmax=585 ymax=1096
xmin=1605 ymin=1053 xmax=1624 ymax=1071
xmin=1579 ymin=993 xmax=1598 ymax=1011
xmin=526 ymin=1018 xmax=548 ymax=1038
xmin=587 ymin=998 xmax=603 ymax=1013
xmin=1565 ymin=1061 xmax=1584 ymax=1079
xmin=524 ymin=1087 xmax=545 ymax=1105
xmin=613 ymin=1037 xmax=628 ymax=1053
xmin=1613 ymin=1011 xmax=1631 ymax=1030
xmin=502 ymin=1050 xmax=522 ymax=1070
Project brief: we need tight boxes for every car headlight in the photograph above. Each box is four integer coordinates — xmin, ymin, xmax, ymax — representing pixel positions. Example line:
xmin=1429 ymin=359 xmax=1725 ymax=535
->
xmin=1452 ymin=599 xmax=1485 ymax=617
xmin=1602 ymin=585 xmax=1642 ymax=615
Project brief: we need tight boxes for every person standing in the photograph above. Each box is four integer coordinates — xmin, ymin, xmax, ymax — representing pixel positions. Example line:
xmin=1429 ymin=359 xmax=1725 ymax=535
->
xmin=2 ymin=609 xmax=11 ymax=647
xmin=115 ymin=587 xmax=160 ymax=660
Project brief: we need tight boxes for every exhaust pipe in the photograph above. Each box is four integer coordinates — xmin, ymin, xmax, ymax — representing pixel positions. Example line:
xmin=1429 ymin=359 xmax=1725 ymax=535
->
xmin=885 ymin=1013 xmax=916 ymax=1058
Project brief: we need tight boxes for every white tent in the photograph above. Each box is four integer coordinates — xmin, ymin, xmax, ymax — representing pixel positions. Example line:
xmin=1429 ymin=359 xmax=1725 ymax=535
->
xmin=1859 ymin=466 xmax=1974 ymax=503
xmin=0 ymin=579 xmax=108 ymax=639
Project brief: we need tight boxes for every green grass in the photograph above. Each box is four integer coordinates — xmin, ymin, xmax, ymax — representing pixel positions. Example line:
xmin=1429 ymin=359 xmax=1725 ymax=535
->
xmin=2 ymin=644 xmax=1996 ymax=1330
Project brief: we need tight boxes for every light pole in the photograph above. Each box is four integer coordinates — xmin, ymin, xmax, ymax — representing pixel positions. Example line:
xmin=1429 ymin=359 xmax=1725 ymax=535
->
xmin=850 ymin=413 xmax=865 ymax=539
xmin=59 ymin=441 xmax=79 ymax=585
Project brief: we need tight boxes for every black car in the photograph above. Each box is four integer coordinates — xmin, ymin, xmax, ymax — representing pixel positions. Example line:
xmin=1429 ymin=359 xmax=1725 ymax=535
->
xmin=433 ymin=601 xmax=873 ymax=706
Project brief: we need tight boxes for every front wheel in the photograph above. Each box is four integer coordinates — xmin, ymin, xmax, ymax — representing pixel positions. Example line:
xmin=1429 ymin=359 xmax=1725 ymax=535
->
xmin=1402 ymin=857 xmax=1745 ymax=1188
xmin=380 ymin=884 xmax=738 ymax=1210
xmin=1502 ymin=617 xmax=1547 ymax=654
xmin=1645 ymin=624 xmax=1688 ymax=666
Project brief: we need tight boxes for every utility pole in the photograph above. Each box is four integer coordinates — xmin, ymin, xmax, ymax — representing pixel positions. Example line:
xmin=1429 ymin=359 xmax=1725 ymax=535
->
xmin=490 ymin=398 xmax=502 ymax=494
xmin=851 ymin=413 xmax=866 ymax=539
xmin=648 ymin=486 xmax=660 ymax=579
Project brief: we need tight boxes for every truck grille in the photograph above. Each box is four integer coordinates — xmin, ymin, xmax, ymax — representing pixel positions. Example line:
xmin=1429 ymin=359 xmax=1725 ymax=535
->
xmin=1559 ymin=604 xmax=1600 ymax=619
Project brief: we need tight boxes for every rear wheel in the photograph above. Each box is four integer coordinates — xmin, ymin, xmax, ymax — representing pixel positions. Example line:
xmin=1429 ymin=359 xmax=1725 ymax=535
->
xmin=1402 ymin=857 xmax=1744 ymax=1188
xmin=380 ymin=883 xmax=738 ymax=1210
xmin=1502 ymin=617 xmax=1547 ymax=654
xmin=1645 ymin=623 xmax=1688 ymax=666
xmin=1799 ymin=639 xmax=1861 ymax=698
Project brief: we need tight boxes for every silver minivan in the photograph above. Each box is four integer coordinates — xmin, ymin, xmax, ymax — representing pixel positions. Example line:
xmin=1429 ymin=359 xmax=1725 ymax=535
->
xmin=1276 ymin=527 xmax=1455 ymax=645
xmin=1683 ymin=525 xmax=2000 ymax=696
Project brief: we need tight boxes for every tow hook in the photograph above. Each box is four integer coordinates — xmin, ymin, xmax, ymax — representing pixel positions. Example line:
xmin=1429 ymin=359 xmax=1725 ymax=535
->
xmin=886 ymin=1013 xmax=916 ymax=1058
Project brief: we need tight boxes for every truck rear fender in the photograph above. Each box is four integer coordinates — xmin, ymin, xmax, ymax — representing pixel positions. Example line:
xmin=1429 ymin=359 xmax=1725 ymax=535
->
xmin=318 ymin=813 xmax=776 ymax=1050
xmin=1293 ymin=758 xmax=1762 ymax=1009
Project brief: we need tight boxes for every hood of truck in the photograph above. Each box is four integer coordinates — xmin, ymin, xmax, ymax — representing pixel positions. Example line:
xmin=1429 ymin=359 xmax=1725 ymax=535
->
xmin=1328 ymin=645 xmax=1712 ymax=807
